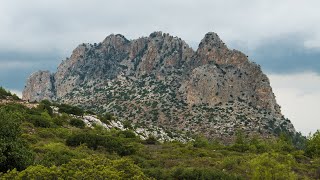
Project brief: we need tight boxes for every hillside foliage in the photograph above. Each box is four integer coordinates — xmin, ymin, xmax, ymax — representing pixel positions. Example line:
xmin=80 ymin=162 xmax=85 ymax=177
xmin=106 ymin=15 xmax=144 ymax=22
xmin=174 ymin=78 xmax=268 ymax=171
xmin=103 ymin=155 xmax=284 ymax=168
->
xmin=0 ymin=93 xmax=319 ymax=179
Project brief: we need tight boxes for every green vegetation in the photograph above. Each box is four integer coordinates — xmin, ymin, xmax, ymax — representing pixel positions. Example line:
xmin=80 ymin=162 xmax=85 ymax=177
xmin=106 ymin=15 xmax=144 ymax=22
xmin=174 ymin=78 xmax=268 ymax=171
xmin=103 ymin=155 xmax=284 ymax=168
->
xmin=0 ymin=87 xmax=20 ymax=100
xmin=306 ymin=130 xmax=320 ymax=158
xmin=66 ymin=131 xmax=137 ymax=156
xmin=0 ymin=107 xmax=34 ymax=172
xmin=57 ymin=103 xmax=84 ymax=116
xmin=69 ymin=118 xmax=85 ymax=128
xmin=1 ymin=156 xmax=148 ymax=179
xmin=0 ymin=89 xmax=319 ymax=179
xmin=98 ymin=112 xmax=115 ymax=124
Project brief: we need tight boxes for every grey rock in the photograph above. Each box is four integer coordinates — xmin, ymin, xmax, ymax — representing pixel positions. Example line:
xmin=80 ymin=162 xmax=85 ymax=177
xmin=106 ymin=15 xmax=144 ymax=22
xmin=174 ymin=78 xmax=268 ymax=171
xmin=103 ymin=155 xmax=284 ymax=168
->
xmin=22 ymin=71 xmax=56 ymax=102
xmin=23 ymin=32 xmax=296 ymax=141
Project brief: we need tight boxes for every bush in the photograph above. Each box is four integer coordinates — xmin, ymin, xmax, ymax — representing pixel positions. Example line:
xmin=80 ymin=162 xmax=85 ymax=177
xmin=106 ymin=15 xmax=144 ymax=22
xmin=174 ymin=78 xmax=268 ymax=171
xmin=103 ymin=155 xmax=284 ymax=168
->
xmin=52 ymin=117 xmax=64 ymax=126
xmin=58 ymin=104 xmax=84 ymax=116
xmin=193 ymin=136 xmax=209 ymax=148
xmin=27 ymin=112 xmax=53 ymax=128
xmin=144 ymin=168 xmax=170 ymax=180
xmin=69 ymin=118 xmax=85 ymax=128
xmin=37 ymin=143 xmax=85 ymax=167
xmin=119 ymin=130 xmax=136 ymax=139
xmin=0 ymin=87 xmax=15 ymax=99
xmin=229 ymin=131 xmax=250 ymax=152
xmin=37 ymin=100 xmax=53 ymax=116
xmin=123 ymin=120 xmax=133 ymax=129
xmin=249 ymin=153 xmax=297 ymax=179
xmin=248 ymin=136 xmax=270 ymax=153
xmin=2 ymin=156 xmax=149 ymax=179
xmin=0 ymin=108 xmax=34 ymax=172
xmin=306 ymin=130 xmax=320 ymax=158
xmin=98 ymin=112 xmax=115 ymax=124
xmin=144 ymin=135 xmax=158 ymax=145
xmin=66 ymin=132 xmax=136 ymax=156
xmin=171 ymin=167 xmax=241 ymax=180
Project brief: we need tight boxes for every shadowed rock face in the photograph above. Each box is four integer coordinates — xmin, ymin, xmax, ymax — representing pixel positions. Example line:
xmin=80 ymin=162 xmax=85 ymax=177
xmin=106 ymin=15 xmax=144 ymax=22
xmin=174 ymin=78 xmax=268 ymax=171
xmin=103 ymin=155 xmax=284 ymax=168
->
xmin=23 ymin=31 xmax=295 ymax=140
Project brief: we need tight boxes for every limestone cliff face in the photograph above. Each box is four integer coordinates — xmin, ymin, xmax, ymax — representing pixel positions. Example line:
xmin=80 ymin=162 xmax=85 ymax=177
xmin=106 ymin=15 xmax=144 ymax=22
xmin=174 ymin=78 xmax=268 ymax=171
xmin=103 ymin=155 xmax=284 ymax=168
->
xmin=23 ymin=31 xmax=295 ymax=139
xmin=187 ymin=32 xmax=280 ymax=116
xmin=23 ymin=71 xmax=55 ymax=102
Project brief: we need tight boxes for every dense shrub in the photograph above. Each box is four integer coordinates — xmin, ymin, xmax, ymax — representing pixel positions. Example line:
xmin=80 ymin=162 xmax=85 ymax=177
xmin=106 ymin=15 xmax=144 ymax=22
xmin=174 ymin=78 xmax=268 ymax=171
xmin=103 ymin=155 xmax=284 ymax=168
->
xmin=37 ymin=143 xmax=85 ymax=167
xmin=193 ymin=136 xmax=209 ymax=148
xmin=27 ymin=112 xmax=53 ymax=128
xmin=66 ymin=132 xmax=136 ymax=156
xmin=0 ymin=108 xmax=34 ymax=172
xmin=306 ymin=130 xmax=320 ymax=157
xmin=144 ymin=135 xmax=158 ymax=145
xmin=171 ymin=167 xmax=241 ymax=180
xmin=249 ymin=153 xmax=297 ymax=179
xmin=123 ymin=120 xmax=133 ymax=129
xmin=98 ymin=112 xmax=115 ymax=124
xmin=37 ymin=100 xmax=53 ymax=116
xmin=247 ymin=136 xmax=270 ymax=153
xmin=118 ymin=130 xmax=136 ymax=139
xmin=229 ymin=131 xmax=250 ymax=152
xmin=69 ymin=118 xmax=85 ymax=128
xmin=0 ymin=87 xmax=19 ymax=100
xmin=58 ymin=104 xmax=84 ymax=116
xmin=144 ymin=168 xmax=170 ymax=180
xmin=0 ymin=103 xmax=27 ymax=114
xmin=0 ymin=87 xmax=12 ymax=98
xmin=2 ymin=156 xmax=149 ymax=179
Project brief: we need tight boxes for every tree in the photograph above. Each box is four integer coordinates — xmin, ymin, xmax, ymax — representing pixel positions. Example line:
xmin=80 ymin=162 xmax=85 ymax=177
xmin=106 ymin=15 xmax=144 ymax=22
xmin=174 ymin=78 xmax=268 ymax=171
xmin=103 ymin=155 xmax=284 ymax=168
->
xmin=306 ymin=130 xmax=320 ymax=157
xmin=144 ymin=135 xmax=158 ymax=145
xmin=249 ymin=153 xmax=297 ymax=179
xmin=69 ymin=118 xmax=85 ymax=128
xmin=193 ymin=135 xmax=209 ymax=148
xmin=230 ymin=130 xmax=249 ymax=152
xmin=37 ymin=100 xmax=53 ymax=116
xmin=0 ymin=108 xmax=34 ymax=172
xmin=58 ymin=104 xmax=84 ymax=116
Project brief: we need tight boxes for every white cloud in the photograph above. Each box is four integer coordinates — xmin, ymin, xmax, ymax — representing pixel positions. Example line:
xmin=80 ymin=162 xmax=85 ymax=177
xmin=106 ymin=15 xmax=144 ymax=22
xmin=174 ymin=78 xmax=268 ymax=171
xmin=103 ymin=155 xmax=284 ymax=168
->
xmin=269 ymin=72 xmax=320 ymax=135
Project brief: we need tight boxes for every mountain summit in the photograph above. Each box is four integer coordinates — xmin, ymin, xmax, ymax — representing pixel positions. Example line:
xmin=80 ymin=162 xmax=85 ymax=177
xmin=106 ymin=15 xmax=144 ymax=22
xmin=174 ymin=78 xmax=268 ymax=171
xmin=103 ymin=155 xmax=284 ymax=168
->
xmin=23 ymin=31 xmax=295 ymax=140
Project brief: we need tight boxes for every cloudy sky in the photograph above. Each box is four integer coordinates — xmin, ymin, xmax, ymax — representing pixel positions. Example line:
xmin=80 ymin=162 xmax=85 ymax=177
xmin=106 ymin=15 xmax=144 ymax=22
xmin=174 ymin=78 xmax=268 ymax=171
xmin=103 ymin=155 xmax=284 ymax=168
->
xmin=0 ymin=0 xmax=319 ymax=135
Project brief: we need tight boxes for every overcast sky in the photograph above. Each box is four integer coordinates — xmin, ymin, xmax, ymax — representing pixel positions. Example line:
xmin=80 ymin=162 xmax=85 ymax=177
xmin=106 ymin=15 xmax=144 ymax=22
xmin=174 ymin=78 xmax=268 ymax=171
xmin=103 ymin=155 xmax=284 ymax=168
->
xmin=0 ymin=0 xmax=319 ymax=135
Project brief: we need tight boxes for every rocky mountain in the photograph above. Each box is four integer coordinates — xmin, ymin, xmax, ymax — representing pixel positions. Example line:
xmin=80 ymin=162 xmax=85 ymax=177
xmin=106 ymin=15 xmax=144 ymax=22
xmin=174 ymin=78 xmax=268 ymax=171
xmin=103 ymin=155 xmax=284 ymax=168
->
xmin=23 ymin=31 xmax=295 ymax=140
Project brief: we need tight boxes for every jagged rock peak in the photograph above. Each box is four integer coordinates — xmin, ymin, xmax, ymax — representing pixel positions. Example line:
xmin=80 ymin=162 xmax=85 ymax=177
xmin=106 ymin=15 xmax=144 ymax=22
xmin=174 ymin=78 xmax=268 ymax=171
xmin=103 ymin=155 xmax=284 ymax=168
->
xmin=23 ymin=31 xmax=296 ymax=140
xmin=199 ymin=32 xmax=227 ymax=50
xmin=149 ymin=31 xmax=163 ymax=38
xmin=102 ymin=33 xmax=130 ymax=46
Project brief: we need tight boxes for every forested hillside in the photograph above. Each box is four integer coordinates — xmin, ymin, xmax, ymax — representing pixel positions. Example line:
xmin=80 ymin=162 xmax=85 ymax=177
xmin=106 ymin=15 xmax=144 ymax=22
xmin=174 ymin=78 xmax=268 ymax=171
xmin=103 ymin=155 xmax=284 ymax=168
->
xmin=0 ymin=88 xmax=320 ymax=179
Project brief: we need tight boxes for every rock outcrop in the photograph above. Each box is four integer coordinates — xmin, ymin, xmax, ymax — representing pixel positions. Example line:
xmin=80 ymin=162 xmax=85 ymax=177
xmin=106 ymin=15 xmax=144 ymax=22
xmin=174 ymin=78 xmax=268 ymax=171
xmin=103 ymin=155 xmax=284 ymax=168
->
xmin=23 ymin=31 xmax=296 ymax=140
xmin=23 ymin=71 xmax=56 ymax=102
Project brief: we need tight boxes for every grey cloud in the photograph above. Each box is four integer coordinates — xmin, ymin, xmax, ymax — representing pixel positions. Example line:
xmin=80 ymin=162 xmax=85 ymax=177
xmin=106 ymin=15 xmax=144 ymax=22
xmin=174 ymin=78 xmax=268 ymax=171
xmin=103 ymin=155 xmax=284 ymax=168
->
xmin=0 ymin=0 xmax=319 ymax=92
xmin=0 ymin=50 xmax=63 ymax=90
xmin=230 ymin=35 xmax=320 ymax=74
xmin=1 ymin=0 xmax=320 ymax=52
